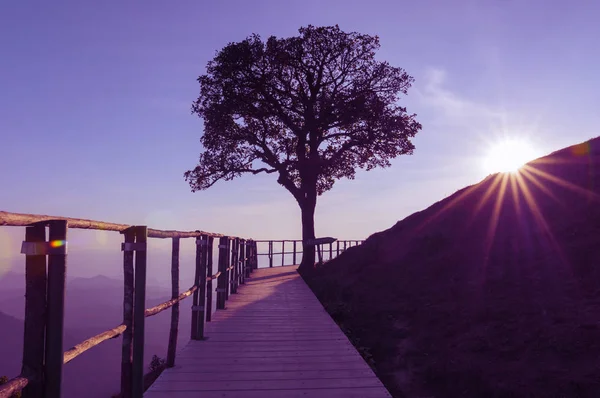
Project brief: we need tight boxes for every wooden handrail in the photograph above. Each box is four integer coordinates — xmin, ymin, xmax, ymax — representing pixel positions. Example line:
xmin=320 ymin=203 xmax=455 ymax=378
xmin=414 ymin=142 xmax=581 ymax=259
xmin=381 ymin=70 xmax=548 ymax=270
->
xmin=1 ymin=214 xmax=360 ymax=398
xmin=0 ymin=211 xmax=246 ymax=239
xmin=208 ymin=271 xmax=221 ymax=281
xmin=144 ymin=285 xmax=198 ymax=318
xmin=63 ymin=324 xmax=127 ymax=364
xmin=0 ymin=376 xmax=30 ymax=397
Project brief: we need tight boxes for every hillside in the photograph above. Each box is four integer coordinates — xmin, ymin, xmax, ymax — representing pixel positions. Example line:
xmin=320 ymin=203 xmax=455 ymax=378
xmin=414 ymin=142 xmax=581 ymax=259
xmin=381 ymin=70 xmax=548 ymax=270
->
xmin=302 ymin=137 xmax=600 ymax=398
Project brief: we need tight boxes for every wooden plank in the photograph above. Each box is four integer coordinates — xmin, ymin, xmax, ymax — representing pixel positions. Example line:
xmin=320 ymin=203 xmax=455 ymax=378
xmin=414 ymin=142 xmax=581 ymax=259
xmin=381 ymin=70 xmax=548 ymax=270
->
xmin=146 ymin=266 xmax=391 ymax=398
xmin=176 ymin=348 xmax=358 ymax=359
xmin=151 ymin=377 xmax=385 ymax=391
xmin=158 ymin=369 xmax=375 ymax=382
xmin=146 ymin=387 xmax=390 ymax=398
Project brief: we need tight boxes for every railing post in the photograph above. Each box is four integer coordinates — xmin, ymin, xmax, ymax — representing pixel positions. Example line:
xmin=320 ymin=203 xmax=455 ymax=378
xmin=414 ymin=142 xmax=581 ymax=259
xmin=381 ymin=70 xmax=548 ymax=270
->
xmin=206 ymin=236 xmax=214 ymax=322
xmin=166 ymin=237 xmax=180 ymax=368
xmin=293 ymin=241 xmax=297 ymax=265
xmin=239 ymin=239 xmax=246 ymax=284
xmin=337 ymin=241 xmax=340 ymax=257
xmin=231 ymin=238 xmax=239 ymax=294
xmin=344 ymin=241 xmax=347 ymax=251
xmin=45 ymin=220 xmax=68 ymax=398
xmin=329 ymin=242 xmax=333 ymax=261
xmin=217 ymin=237 xmax=228 ymax=310
xmin=120 ymin=227 xmax=135 ymax=398
xmin=243 ymin=240 xmax=250 ymax=279
xmin=281 ymin=241 xmax=285 ymax=266
xmin=21 ymin=223 xmax=47 ymax=398
xmin=316 ymin=244 xmax=323 ymax=264
xmin=191 ymin=234 xmax=207 ymax=340
xmin=225 ymin=239 xmax=231 ymax=301
xmin=269 ymin=241 xmax=273 ymax=268
xmin=132 ymin=226 xmax=148 ymax=398
xmin=253 ymin=241 xmax=258 ymax=270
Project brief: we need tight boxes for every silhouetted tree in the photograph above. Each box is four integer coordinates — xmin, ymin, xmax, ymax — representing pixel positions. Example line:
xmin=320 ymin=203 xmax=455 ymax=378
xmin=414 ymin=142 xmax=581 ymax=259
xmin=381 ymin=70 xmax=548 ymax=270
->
xmin=185 ymin=25 xmax=422 ymax=269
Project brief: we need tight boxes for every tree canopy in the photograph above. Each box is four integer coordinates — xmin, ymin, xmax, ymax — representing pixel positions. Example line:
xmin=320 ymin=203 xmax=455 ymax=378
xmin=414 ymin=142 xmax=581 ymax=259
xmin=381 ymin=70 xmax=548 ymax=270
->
xmin=185 ymin=25 xmax=422 ymax=205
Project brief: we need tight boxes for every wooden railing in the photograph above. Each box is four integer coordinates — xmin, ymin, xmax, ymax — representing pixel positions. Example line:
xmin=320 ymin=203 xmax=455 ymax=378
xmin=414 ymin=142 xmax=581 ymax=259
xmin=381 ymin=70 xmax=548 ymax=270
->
xmin=0 ymin=211 xmax=363 ymax=398
xmin=0 ymin=212 xmax=258 ymax=398
xmin=254 ymin=239 xmax=364 ymax=267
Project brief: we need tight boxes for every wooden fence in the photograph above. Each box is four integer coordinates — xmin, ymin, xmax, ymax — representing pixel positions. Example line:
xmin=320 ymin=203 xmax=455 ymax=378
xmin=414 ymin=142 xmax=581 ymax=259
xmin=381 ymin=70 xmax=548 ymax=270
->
xmin=254 ymin=239 xmax=364 ymax=267
xmin=0 ymin=211 xmax=363 ymax=398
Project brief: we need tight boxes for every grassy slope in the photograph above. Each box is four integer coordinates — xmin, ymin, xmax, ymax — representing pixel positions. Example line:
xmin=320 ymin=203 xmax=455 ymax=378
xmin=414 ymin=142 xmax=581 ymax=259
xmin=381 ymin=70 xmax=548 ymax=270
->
xmin=302 ymin=137 xmax=600 ymax=398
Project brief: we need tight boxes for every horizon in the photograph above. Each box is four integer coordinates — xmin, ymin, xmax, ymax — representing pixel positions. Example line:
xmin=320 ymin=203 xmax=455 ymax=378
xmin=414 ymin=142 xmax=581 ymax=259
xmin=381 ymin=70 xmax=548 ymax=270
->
xmin=2 ymin=0 xmax=600 ymax=279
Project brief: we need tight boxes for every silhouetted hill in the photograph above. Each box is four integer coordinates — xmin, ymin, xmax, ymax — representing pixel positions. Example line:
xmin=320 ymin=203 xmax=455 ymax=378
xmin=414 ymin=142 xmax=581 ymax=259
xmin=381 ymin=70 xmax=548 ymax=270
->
xmin=303 ymin=137 xmax=600 ymax=398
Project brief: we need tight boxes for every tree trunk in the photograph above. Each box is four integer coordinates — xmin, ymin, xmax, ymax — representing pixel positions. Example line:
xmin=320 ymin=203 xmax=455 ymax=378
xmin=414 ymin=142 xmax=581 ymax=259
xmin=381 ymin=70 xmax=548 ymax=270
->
xmin=299 ymin=199 xmax=316 ymax=270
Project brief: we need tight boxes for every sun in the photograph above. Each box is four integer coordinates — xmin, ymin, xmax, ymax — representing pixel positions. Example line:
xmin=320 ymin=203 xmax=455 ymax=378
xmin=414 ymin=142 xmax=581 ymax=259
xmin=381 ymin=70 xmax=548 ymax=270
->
xmin=483 ymin=138 xmax=540 ymax=174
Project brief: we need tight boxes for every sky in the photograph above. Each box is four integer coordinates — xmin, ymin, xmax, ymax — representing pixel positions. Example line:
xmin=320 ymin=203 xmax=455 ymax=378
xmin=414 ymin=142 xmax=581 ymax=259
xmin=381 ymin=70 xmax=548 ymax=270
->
xmin=1 ymin=0 xmax=599 ymax=278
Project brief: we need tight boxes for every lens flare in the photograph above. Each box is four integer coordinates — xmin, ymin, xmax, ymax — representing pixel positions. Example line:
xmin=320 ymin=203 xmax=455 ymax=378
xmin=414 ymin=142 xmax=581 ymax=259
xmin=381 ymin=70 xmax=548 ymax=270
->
xmin=49 ymin=240 xmax=66 ymax=248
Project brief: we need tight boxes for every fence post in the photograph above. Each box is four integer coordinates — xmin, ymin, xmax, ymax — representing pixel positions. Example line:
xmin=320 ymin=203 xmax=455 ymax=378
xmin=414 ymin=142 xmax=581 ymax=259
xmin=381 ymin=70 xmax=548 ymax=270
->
xmin=44 ymin=220 xmax=68 ymax=398
xmin=206 ymin=236 xmax=214 ymax=322
xmin=268 ymin=241 xmax=273 ymax=268
xmin=166 ymin=237 xmax=180 ymax=368
xmin=240 ymin=239 xmax=246 ymax=284
xmin=231 ymin=238 xmax=239 ymax=294
xmin=131 ymin=226 xmax=148 ymax=398
xmin=329 ymin=242 xmax=333 ymax=261
xmin=244 ymin=241 xmax=251 ymax=278
xmin=217 ymin=237 xmax=228 ymax=310
xmin=120 ymin=227 xmax=135 ymax=398
xmin=344 ymin=241 xmax=347 ymax=251
xmin=192 ymin=235 xmax=207 ymax=340
xmin=293 ymin=241 xmax=297 ymax=265
xmin=225 ymin=239 xmax=231 ymax=301
xmin=281 ymin=241 xmax=285 ymax=266
xmin=21 ymin=223 xmax=47 ymax=398
xmin=316 ymin=244 xmax=323 ymax=264
xmin=255 ymin=241 xmax=258 ymax=270
xmin=337 ymin=241 xmax=340 ymax=257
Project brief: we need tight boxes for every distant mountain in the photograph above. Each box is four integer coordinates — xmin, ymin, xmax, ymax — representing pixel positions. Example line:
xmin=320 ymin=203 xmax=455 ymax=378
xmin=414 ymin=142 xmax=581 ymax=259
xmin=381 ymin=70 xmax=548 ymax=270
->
xmin=305 ymin=137 xmax=600 ymax=398
xmin=69 ymin=274 xmax=122 ymax=290
xmin=0 ymin=311 xmax=24 ymax=378
xmin=0 ymin=276 xmax=192 ymax=398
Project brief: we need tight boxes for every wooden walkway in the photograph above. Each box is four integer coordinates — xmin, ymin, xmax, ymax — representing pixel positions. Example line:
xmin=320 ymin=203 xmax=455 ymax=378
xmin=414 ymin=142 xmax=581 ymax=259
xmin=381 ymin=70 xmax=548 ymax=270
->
xmin=145 ymin=266 xmax=391 ymax=397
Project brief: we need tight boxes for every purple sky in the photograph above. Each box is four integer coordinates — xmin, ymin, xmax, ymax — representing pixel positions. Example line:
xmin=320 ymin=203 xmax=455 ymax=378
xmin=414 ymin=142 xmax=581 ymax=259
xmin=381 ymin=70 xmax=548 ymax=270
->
xmin=1 ymin=0 xmax=599 ymax=278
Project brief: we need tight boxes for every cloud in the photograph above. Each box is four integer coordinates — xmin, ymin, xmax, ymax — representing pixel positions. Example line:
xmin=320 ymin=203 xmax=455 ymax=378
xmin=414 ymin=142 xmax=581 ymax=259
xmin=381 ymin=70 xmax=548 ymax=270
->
xmin=415 ymin=67 xmax=506 ymax=129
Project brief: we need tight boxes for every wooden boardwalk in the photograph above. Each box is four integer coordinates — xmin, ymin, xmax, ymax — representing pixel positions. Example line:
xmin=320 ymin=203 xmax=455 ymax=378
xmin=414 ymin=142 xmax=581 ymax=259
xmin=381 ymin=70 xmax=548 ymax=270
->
xmin=145 ymin=266 xmax=391 ymax=397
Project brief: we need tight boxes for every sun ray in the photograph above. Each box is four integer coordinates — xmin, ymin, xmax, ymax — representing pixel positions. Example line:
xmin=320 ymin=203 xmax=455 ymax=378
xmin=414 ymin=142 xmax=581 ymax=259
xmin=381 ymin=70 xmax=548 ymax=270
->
xmin=519 ymin=167 xmax=562 ymax=205
xmin=509 ymin=172 xmax=523 ymax=217
xmin=522 ymin=164 xmax=600 ymax=201
xmin=484 ymin=173 xmax=509 ymax=256
xmin=514 ymin=171 xmax=571 ymax=270
xmin=472 ymin=173 xmax=504 ymax=217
